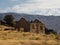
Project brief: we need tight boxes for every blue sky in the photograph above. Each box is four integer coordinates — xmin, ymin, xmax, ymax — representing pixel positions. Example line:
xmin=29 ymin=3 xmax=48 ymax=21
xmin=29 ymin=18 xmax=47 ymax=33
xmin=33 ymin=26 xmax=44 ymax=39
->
xmin=0 ymin=0 xmax=60 ymax=16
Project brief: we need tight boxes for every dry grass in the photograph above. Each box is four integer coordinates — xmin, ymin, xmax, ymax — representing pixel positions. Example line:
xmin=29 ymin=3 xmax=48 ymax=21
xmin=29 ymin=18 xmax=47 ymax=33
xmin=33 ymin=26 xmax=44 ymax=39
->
xmin=0 ymin=25 xmax=60 ymax=45
xmin=0 ymin=31 xmax=59 ymax=45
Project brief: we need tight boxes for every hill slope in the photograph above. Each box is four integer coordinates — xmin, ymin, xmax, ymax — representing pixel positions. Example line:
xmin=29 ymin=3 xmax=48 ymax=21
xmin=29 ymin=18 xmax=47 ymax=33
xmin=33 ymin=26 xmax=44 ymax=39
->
xmin=0 ymin=13 xmax=60 ymax=33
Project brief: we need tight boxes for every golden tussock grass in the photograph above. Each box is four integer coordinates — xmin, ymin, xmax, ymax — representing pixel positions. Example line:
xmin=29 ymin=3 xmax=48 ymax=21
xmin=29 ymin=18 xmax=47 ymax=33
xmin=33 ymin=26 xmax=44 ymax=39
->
xmin=0 ymin=25 xmax=60 ymax=45
xmin=0 ymin=30 xmax=59 ymax=45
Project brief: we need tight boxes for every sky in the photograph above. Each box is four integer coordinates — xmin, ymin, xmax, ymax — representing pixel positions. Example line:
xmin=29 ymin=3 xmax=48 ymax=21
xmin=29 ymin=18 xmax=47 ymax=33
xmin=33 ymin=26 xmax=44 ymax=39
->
xmin=0 ymin=0 xmax=60 ymax=16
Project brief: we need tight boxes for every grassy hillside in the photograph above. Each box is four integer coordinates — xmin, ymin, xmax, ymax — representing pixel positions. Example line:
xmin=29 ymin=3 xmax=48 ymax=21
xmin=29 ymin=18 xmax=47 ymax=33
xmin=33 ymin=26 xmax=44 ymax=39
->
xmin=0 ymin=31 xmax=59 ymax=45
xmin=0 ymin=25 xmax=60 ymax=45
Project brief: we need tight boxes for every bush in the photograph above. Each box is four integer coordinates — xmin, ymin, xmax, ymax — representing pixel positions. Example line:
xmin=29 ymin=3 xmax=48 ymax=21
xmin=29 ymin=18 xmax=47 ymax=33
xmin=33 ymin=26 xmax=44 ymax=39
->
xmin=3 ymin=14 xmax=16 ymax=27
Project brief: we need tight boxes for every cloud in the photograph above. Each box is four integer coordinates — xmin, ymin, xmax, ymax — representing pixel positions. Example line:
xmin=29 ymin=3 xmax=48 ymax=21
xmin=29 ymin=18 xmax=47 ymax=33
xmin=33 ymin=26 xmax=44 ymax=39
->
xmin=1 ymin=4 xmax=60 ymax=16
xmin=10 ymin=0 xmax=60 ymax=8
xmin=0 ymin=0 xmax=60 ymax=16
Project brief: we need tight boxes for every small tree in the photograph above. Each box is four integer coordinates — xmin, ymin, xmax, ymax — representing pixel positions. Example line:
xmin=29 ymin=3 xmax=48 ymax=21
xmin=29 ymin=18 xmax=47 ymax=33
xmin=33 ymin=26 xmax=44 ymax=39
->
xmin=45 ymin=28 xmax=57 ymax=35
xmin=4 ymin=15 xmax=15 ymax=27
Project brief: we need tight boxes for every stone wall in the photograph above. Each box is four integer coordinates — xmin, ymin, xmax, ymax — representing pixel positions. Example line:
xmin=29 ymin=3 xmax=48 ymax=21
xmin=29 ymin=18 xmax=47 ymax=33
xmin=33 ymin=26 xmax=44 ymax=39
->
xmin=30 ymin=23 xmax=45 ymax=34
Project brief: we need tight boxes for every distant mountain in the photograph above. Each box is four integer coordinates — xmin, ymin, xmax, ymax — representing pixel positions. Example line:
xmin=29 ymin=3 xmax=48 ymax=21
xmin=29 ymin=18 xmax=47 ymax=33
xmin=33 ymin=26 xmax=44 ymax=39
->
xmin=0 ymin=13 xmax=60 ymax=33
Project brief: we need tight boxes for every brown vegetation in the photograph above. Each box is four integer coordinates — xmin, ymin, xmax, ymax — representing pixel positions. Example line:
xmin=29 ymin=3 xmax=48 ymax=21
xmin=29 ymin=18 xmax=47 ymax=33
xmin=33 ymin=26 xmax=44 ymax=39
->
xmin=0 ymin=29 xmax=59 ymax=45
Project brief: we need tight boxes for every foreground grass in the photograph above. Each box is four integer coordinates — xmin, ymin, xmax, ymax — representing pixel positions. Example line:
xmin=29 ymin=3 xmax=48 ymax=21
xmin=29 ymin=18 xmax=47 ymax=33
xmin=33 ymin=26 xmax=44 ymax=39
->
xmin=0 ymin=31 xmax=60 ymax=45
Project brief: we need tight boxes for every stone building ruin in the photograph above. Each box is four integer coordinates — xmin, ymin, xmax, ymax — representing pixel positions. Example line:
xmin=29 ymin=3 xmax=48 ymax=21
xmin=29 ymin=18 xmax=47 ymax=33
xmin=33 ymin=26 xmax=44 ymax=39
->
xmin=15 ymin=18 xmax=45 ymax=34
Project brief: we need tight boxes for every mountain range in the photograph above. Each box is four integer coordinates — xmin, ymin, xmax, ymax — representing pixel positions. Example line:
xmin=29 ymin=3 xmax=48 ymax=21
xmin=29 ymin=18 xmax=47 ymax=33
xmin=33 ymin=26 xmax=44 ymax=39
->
xmin=0 ymin=13 xmax=60 ymax=33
